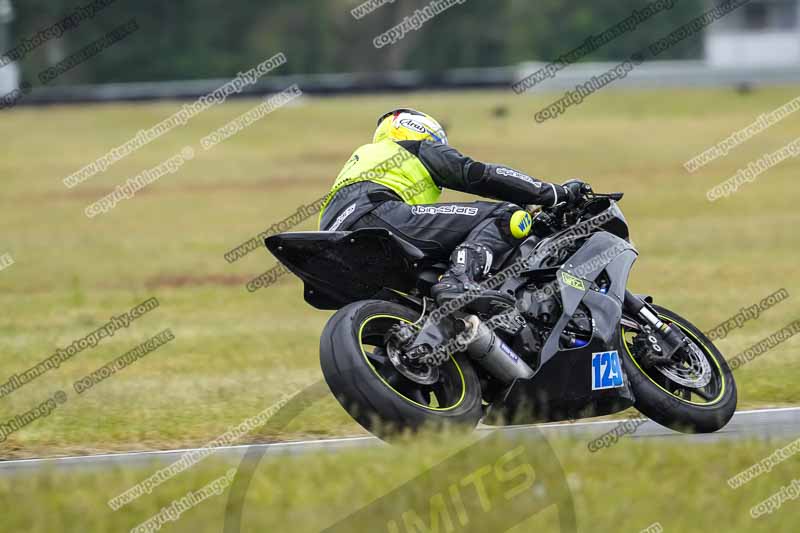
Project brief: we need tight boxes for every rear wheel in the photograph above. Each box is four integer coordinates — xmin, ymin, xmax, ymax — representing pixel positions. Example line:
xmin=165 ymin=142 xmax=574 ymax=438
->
xmin=320 ymin=300 xmax=483 ymax=439
xmin=620 ymin=304 xmax=737 ymax=433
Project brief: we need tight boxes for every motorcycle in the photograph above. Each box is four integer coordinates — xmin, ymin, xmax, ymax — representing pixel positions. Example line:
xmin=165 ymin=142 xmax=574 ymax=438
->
xmin=266 ymin=188 xmax=737 ymax=438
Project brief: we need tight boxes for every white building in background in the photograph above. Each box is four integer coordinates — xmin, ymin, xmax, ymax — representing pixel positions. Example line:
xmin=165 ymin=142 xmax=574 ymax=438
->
xmin=0 ymin=0 xmax=19 ymax=94
xmin=705 ymin=0 xmax=800 ymax=67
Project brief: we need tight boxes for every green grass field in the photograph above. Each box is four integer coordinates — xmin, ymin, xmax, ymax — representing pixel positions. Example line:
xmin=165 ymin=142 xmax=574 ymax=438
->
xmin=1 ymin=87 xmax=799 ymax=458
xmin=0 ymin=86 xmax=799 ymax=531
xmin=1 ymin=433 xmax=799 ymax=532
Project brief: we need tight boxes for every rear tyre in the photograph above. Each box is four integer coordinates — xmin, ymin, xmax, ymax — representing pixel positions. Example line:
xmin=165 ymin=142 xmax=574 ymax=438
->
xmin=620 ymin=305 xmax=737 ymax=433
xmin=320 ymin=300 xmax=483 ymax=439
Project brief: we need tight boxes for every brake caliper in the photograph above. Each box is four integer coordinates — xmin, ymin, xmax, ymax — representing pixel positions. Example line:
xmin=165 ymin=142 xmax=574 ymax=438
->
xmin=632 ymin=325 xmax=673 ymax=368
xmin=384 ymin=322 xmax=442 ymax=384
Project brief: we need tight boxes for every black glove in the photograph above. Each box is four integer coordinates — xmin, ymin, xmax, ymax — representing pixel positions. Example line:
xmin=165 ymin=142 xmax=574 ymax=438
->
xmin=562 ymin=179 xmax=591 ymax=205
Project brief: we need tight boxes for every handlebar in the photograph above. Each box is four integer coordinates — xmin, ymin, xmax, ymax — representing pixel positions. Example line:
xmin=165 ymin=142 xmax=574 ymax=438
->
xmin=530 ymin=190 xmax=624 ymax=236
xmin=590 ymin=192 xmax=624 ymax=201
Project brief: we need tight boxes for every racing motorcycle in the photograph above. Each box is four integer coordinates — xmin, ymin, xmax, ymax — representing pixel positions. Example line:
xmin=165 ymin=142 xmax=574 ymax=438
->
xmin=266 ymin=188 xmax=737 ymax=438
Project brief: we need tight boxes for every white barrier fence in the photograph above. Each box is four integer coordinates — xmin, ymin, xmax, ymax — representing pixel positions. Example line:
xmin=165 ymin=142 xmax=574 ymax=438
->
xmin=4 ymin=60 xmax=800 ymax=105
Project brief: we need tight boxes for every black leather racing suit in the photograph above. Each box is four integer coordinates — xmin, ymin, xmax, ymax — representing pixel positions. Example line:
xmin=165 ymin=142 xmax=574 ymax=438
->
xmin=320 ymin=139 xmax=568 ymax=276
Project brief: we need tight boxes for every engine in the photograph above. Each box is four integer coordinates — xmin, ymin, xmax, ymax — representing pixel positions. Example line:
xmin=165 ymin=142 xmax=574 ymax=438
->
xmin=517 ymin=283 xmax=593 ymax=350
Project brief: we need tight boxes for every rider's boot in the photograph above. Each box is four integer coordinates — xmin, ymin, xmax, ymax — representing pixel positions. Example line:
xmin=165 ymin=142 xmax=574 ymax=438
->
xmin=431 ymin=242 xmax=515 ymax=315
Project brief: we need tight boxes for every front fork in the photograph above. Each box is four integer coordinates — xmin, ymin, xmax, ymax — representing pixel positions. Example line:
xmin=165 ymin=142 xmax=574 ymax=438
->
xmin=623 ymin=291 xmax=688 ymax=359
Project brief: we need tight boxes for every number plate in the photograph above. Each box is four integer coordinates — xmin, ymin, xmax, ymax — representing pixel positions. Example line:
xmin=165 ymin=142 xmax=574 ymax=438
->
xmin=591 ymin=351 xmax=624 ymax=390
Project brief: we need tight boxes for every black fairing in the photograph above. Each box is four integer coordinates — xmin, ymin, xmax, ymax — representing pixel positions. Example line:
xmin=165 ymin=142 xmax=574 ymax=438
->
xmin=265 ymin=229 xmax=425 ymax=310
xmin=491 ymin=231 xmax=639 ymax=424
xmin=266 ymin=200 xmax=644 ymax=424
xmin=537 ymin=232 xmax=637 ymax=366
xmin=502 ymin=201 xmax=629 ymax=273
xmin=497 ymin=325 xmax=635 ymax=423
xmin=584 ymin=200 xmax=629 ymax=241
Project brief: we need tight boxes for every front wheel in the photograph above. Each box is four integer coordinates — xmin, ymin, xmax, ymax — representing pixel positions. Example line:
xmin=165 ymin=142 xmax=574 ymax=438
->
xmin=320 ymin=300 xmax=484 ymax=439
xmin=620 ymin=304 xmax=737 ymax=433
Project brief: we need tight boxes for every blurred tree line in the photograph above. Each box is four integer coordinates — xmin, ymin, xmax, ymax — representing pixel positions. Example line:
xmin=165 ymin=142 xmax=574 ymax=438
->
xmin=7 ymin=0 xmax=705 ymax=85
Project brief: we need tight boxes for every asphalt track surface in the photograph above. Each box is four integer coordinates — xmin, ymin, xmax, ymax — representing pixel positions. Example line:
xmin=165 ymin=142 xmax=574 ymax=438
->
xmin=1 ymin=407 xmax=799 ymax=474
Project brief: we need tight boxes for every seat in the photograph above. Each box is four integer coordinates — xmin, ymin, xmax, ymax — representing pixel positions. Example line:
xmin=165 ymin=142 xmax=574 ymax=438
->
xmin=265 ymin=228 xmax=427 ymax=309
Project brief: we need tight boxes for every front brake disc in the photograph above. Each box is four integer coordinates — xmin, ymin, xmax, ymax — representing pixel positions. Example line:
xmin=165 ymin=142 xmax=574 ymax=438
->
xmin=653 ymin=341 xmax=712 ymax=389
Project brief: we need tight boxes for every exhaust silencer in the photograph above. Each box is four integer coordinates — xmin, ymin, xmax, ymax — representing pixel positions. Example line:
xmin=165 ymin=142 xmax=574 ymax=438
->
xmin=461 ymin=315 xmax=534 ymax=383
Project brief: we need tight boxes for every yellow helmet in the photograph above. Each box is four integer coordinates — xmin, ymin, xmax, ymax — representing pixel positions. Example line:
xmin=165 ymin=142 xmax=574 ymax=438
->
xmin=373 ymin=108 xmax=448 ymax=145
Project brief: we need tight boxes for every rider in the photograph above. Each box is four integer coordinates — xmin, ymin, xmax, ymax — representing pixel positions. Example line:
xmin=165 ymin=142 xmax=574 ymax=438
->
xmin=319 ymin=108 xmax=588 ymax=307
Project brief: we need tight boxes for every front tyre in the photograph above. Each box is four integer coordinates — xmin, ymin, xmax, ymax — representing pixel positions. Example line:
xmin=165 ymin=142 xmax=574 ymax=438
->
xmin=621 ymin=304 xmax=737 ymax=433
xmin=320 ymin=300 xmax=483 ymax=439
